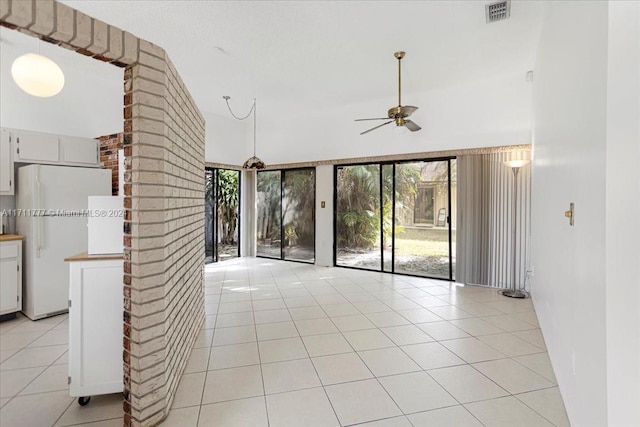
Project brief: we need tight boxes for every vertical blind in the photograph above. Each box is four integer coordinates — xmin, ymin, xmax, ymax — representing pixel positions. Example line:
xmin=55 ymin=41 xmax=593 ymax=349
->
xmin=456 ymin=152 xmax=532 ymax=289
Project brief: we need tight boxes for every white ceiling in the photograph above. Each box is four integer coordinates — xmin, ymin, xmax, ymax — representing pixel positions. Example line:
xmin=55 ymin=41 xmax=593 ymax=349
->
xmin=58 ymin=0 xmax=546 ymax=121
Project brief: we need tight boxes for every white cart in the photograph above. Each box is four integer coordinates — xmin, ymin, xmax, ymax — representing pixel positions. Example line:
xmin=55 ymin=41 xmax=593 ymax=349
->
xmin=66 ymin=252 xmax=123 ymax=406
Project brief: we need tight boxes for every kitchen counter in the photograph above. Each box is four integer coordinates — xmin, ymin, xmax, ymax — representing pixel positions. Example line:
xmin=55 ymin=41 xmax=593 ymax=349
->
xmin=0 ymin=234 xmax=23 ymax=242
xmin=64 ymin=252 xmax=124 ymax=262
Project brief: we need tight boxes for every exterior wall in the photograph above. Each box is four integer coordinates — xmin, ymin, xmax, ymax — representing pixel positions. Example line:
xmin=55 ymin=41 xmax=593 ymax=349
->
xmin=0 ymin=2 xmax=206 ymax=426
xmin=99 ymin=133 xmax=124 ymax=195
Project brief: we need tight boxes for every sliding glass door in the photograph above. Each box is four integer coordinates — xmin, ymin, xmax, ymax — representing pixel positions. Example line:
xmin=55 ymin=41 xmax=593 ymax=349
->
xmin=335 ymin=158 xmax=456 ymax=280
xmin=205 ymin=168 xmax=241 ymax=264
xmin=257 ymin=171 xmax=282 ymax=258
xmin=205 ymin=169 xmax=216 ymax=263
xmin=257 ymin=168 xmax=315 ymax=263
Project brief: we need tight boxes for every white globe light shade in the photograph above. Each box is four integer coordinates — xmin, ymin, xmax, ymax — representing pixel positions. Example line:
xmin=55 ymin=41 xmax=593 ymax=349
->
xmin=11 ymin=53 xmax=65 ymax=97
xmin=393 ymin=124 xmax=408 ymax=136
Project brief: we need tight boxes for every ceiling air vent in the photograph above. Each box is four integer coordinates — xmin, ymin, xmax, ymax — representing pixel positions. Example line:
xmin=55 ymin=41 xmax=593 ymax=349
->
xmin=486 ymin=0 xmax=511 ymax=23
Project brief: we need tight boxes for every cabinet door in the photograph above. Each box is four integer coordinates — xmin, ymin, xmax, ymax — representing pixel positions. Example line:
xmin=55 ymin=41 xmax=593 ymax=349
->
xmin=69 ymin=261 xmax=123 ymax=397
xmin=15 ymin=129 xmax=60 ymax=163
xmin=0 ymin=257 xmax=18 ymax=315
xmin=0 ymin=129 xmax=14 ymax=195
xmin=61 ymin=136 xmax=99 ymax=167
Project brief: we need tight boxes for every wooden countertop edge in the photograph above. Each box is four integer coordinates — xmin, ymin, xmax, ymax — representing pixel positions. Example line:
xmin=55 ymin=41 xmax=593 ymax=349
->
xmin=65 ymin=251 xmax=124 ymax=262
xmin=0 ymin=234 xmax=24 ymax=242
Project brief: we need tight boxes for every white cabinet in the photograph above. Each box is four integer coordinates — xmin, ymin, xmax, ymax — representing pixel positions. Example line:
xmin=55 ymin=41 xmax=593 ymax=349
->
xmin=60 ymin=135 xmax=100 ymax=166
xmin=4 ymin=127 xmax=100 ymax=167
xmin=0 ymin=128 xmax=14 ymax=195
xmin=0 ymin=238 xmax=22 ymax=316
xmin=14 ymin=128 xmax=60 ymax=164
xmin=67 ymin=256 xmax=123 ymax=400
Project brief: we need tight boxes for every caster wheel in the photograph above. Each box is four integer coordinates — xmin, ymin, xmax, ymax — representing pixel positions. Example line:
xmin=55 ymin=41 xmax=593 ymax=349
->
xmin=78 ymin=396 xmax=91 ymax=406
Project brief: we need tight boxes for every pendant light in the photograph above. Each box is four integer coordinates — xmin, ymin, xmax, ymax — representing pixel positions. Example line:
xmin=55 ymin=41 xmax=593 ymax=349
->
xmin=11 ymin=52 xmax=65 ymax=98
xmin=223 ymin=96 xmax=266 ymax=170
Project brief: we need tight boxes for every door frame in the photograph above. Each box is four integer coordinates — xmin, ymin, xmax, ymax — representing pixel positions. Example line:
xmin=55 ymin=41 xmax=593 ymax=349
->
xmin=205 ymin=167 xmax=241 ymax=264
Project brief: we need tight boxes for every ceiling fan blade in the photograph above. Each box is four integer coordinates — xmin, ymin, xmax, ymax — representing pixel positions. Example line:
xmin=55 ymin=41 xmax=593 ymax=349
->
xmin=404 ymin=120 xmax=422 ymax=132
xmin=361 ymin=120 xmax=394 ymax=135
xmin=355 ymin=118 xmax=391 ymax=122
xmin=399 ymin=105 xmax=419 ymax=118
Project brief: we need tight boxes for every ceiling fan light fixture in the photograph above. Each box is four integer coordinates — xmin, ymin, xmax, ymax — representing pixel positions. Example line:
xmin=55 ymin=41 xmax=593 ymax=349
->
xmin=393 ymin=124 xmax=408 ymax=136
xmin=11 ymin=53 xmax=65 ymax=97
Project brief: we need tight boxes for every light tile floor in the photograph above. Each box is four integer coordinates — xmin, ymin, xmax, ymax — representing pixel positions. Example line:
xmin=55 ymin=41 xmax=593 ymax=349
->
xmin=0 ymin=258 xmax=570 ymax=426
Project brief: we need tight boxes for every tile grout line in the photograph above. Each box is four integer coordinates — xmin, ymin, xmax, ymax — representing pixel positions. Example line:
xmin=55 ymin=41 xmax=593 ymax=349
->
xmin=194 ymin=264 xmax=225 ymax=427
xmin=250 ymin=268 xmax=275 ymax=427
xmin=288 ymin=266 xmax=346 ymax=426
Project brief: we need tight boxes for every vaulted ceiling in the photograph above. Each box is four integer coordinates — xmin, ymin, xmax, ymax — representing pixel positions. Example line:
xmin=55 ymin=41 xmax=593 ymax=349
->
xmin=58 ymin=1 xmax=546 ymax=121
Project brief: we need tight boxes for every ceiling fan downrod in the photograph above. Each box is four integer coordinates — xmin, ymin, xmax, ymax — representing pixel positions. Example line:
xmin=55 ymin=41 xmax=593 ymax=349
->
xmin=395 ymin=51 xmax=405 ymax=107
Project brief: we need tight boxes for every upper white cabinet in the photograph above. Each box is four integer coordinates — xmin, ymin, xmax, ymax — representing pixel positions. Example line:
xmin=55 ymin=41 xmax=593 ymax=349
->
xmin=4 ymin=128 xmax=100 ymax=168
xmin=61 ymin=135 xmax=100 ymax=166
xmin=0 ymin=128 xmax=15 ymax=195
xmin=14 ymin=128 xmax=60 ymax=163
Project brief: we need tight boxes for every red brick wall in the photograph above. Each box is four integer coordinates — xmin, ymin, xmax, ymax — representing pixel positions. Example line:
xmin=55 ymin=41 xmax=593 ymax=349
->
xmin=98 ymin=133 xmax=123 ymax=195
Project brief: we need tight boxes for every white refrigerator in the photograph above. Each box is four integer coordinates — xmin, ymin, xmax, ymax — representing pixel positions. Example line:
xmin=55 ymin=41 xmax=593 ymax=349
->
xmin=16 ymin=164 xmax=111 ymax=320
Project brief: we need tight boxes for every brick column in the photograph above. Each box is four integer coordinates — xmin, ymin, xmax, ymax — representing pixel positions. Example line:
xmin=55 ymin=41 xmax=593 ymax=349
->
xmin=1 ymin=2 xmax=206 ymax=425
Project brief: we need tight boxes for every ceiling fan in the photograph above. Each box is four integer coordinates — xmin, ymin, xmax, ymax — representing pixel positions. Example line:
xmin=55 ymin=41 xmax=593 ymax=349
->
xmin=356 ymin=51 xmax=422 ymax=135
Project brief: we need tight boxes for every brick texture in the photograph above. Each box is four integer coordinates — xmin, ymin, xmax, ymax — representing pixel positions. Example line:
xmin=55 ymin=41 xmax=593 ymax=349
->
xmin=98 ymin=133 xmax=124 ymax=195
xmin=1 ymin=2 xmax=206 ymax=426
xmin=123 ymin=47 xmax=206 ymax=427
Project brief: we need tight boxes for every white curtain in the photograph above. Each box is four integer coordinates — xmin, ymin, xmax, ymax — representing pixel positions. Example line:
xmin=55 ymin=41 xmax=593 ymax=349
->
xmin=456 ymin=152 xmax=531 ymax=289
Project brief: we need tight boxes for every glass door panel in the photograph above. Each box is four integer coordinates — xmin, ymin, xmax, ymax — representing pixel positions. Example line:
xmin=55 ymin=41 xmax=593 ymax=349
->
xmin=393 ymin=160 xmax=450 ymax=278
xmin=204 ymin=168 xmax=240 ymax=263
xmin=382 ymin=164 xmax=394 ymax=273
xmin=257 ymin=171 xmax=282 ymax=258
xmin=335 ymin=164 xmax=381 ymax=270
xmin=282 ymin=169 xmax=315 ymax=263
xmin=205 ymin=168 xmax=215 ymax=264
xmin=450 ymin=159 xmax=457 ymax=280
xmin=216 ymin=169 xmax=240 ymax=261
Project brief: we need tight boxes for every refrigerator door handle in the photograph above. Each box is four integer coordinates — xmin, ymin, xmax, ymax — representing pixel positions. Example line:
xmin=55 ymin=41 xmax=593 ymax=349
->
xmin=36 ymin=167 xmax=42 ymax=258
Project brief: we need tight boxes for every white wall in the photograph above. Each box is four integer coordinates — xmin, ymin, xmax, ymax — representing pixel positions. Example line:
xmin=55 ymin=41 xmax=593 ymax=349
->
xmin=257 ymin=72 xmax=532 ymax=164
xmin=605 ymin=2 xmax=640 ymax=426
xmin=203 ymin=111 xmax=250 ymax=165
xmin=314 ymin=165 xmax=333 ymax=267
xmin=0 ymin=28 xmax=122 ymax=138
xmin=531 ymin=2 xmax=608 ymax=426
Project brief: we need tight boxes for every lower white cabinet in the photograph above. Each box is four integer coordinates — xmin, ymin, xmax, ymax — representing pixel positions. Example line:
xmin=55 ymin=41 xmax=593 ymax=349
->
xmin=68 ymin=257 xmax=123 ymax=401
xmin=0 ymin=238 xmax=22 ymax=316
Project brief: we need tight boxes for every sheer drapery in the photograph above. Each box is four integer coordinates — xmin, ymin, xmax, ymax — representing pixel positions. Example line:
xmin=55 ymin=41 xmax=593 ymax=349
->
xmin=456 ymin=152 xmax=531 ymax=289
